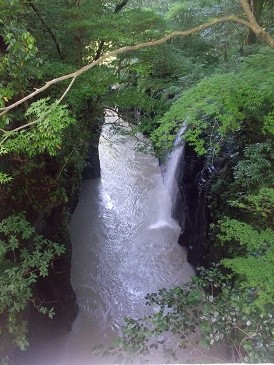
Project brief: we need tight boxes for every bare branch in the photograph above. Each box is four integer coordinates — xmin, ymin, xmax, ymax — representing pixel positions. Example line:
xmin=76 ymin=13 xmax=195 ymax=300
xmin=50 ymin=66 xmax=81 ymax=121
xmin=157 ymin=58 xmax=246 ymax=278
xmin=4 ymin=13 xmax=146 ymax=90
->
xmin=4 ymin=119 xmax=39 ymax=135
xmin=56 ymin=142 xmax=79 ymax=180
xmin=0 ymin=12 xmax=273 ymax=119
xmin=239 ymin=0 xmax=258 ymax=23
xmin=239 ymin=0 xmax=274 ymax=47
xmin=57 ymin=77 xmax=76 ymax=105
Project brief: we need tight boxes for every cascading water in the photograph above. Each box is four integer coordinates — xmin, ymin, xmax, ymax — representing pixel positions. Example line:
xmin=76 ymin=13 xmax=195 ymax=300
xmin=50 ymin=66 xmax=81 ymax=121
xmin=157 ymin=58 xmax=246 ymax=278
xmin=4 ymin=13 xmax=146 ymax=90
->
xmin=164 ymin=124 xmax=187 ymax=206
xmin=150 ymin=124 xmax=186 ymax=228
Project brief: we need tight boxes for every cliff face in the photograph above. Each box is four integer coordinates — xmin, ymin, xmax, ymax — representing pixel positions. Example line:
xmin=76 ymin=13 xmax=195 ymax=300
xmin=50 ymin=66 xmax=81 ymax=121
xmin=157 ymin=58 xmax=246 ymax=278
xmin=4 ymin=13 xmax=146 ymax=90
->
xmin=175 ymin=144 xmax=212 ymax=267
xmin=82 ymin=116 xmax=103 ymax=180
xmin=175 ymin=140 xmax=235 ymax=268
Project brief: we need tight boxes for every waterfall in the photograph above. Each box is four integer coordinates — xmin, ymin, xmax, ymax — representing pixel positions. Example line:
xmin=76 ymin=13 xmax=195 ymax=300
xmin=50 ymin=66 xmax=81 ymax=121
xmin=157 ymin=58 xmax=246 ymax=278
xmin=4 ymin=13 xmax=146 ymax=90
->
xmin=150 ymin=123 xmax=186 ymax=229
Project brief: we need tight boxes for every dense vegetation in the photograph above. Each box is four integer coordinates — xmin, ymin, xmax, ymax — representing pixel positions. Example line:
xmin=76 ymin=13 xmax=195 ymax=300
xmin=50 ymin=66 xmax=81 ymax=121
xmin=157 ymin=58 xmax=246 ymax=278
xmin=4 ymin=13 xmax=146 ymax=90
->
xmin=111 ymin=50 xmax=274 ymax=363
xmin=0 ymin=0 xmax=273 ymax=363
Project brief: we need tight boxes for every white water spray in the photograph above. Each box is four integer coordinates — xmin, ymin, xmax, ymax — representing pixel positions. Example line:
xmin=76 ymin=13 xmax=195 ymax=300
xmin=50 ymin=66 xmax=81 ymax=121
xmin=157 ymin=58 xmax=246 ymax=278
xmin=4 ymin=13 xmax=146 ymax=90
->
xmin=150 ymin=123 xmax=186 ymax=229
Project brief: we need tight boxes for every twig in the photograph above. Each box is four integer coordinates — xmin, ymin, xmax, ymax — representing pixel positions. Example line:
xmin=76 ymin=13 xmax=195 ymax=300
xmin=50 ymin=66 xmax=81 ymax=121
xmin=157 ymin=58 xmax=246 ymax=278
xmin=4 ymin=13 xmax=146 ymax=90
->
xmin=56 ymin=142 xmax=79 ymax=180
xmin=57 ymin=76 xmax=76 ymax=105
xmin=31 ymin=298 xmax=57 ymax=311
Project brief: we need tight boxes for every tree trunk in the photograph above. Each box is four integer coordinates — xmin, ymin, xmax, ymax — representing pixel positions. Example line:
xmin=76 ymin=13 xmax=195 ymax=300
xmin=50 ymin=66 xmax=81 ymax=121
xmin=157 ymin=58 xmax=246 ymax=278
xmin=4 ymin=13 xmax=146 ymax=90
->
xmin=246 ymin=0 xmax=265 ymax=44
xmin=29 ymin=2 xmax=65 ymax=60
xmin=114 ymin=0 xmax=129 ymax=13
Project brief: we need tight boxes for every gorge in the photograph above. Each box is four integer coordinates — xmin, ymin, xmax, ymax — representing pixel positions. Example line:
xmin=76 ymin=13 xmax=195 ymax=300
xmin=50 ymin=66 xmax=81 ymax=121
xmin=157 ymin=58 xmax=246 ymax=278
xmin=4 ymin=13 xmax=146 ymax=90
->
xmin=67 ymin=111 xmax=195 ymax=364
xmin=14 ymin=111 xmax=196 ymax=365
xmin=2 ymin=1 xmax=273 ymax=363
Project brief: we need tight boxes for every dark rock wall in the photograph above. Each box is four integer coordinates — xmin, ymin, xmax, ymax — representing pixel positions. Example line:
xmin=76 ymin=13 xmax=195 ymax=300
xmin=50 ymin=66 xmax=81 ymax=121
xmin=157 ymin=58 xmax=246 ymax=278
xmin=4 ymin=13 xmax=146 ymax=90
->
xmin=175 ymin=138 xmax=236 ymax=268
xmin=175 ymin=144 xmax=212 ymax=267
xmin=82 ymin=114 xmax=103 ymax=180
xmin=82 ymin=143 xmax=101 ymax=179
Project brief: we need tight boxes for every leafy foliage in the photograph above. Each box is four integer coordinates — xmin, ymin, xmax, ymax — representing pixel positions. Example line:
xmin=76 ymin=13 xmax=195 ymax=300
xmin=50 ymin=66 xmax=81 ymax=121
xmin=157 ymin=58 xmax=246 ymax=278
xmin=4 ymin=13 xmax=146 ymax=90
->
xmin=105 ymin=266 xmax=273 ymax=363
xmin=151 ymin=49 xmax=274 ymax=156
xmin=3 ymin=99 xmax=75 ymax=157
xmin=233 ymin=142 xmax=274 ymax=190
xmin=0 ymin=214 xmax=65 ymax=351
xmin=217 ymin=218 xmax=274 ymax=310
xmin=0 ymin=2 xmax=40 ymax=106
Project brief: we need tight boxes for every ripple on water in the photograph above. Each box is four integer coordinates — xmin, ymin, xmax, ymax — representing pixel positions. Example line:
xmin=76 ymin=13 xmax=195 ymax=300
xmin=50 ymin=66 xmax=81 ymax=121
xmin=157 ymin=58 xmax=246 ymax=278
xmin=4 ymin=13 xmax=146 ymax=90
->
xmin=67 ymin=115 xmax=195 ymax=364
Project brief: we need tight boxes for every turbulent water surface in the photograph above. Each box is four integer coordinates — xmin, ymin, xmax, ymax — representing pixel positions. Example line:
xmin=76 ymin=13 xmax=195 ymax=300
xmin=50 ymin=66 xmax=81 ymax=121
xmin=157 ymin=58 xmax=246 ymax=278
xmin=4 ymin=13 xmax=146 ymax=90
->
xmin=63 ymin=112 xmax=194 ymax=364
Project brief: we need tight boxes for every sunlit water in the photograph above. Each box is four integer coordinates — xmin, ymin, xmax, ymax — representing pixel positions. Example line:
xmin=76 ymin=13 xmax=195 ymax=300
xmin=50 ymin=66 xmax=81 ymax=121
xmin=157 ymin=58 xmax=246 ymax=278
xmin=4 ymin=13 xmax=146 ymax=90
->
xmin=62 ymin=112 xmax=194 ymax=364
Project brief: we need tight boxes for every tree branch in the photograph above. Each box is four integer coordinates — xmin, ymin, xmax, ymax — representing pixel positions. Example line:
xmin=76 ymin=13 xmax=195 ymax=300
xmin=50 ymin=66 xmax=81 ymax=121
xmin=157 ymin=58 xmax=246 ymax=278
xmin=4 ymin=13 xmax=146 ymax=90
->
xmin=1 ymin=13 xmax=273 ymax=119
xmin=57 ymin=76 xmax=76 ymax=104
xmin=239 ymin=0 xmax=274 ymax=47
xmin=240 ymin=0 xmax=258 ymax=23
xmin=246 ymin=0 xmax=265 ymax=44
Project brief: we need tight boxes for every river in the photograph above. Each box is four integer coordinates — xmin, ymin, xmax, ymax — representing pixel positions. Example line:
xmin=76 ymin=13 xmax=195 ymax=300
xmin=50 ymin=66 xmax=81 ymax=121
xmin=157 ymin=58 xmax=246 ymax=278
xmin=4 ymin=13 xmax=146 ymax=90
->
xmin=60 ymin=111 xmax=194 ymax=364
